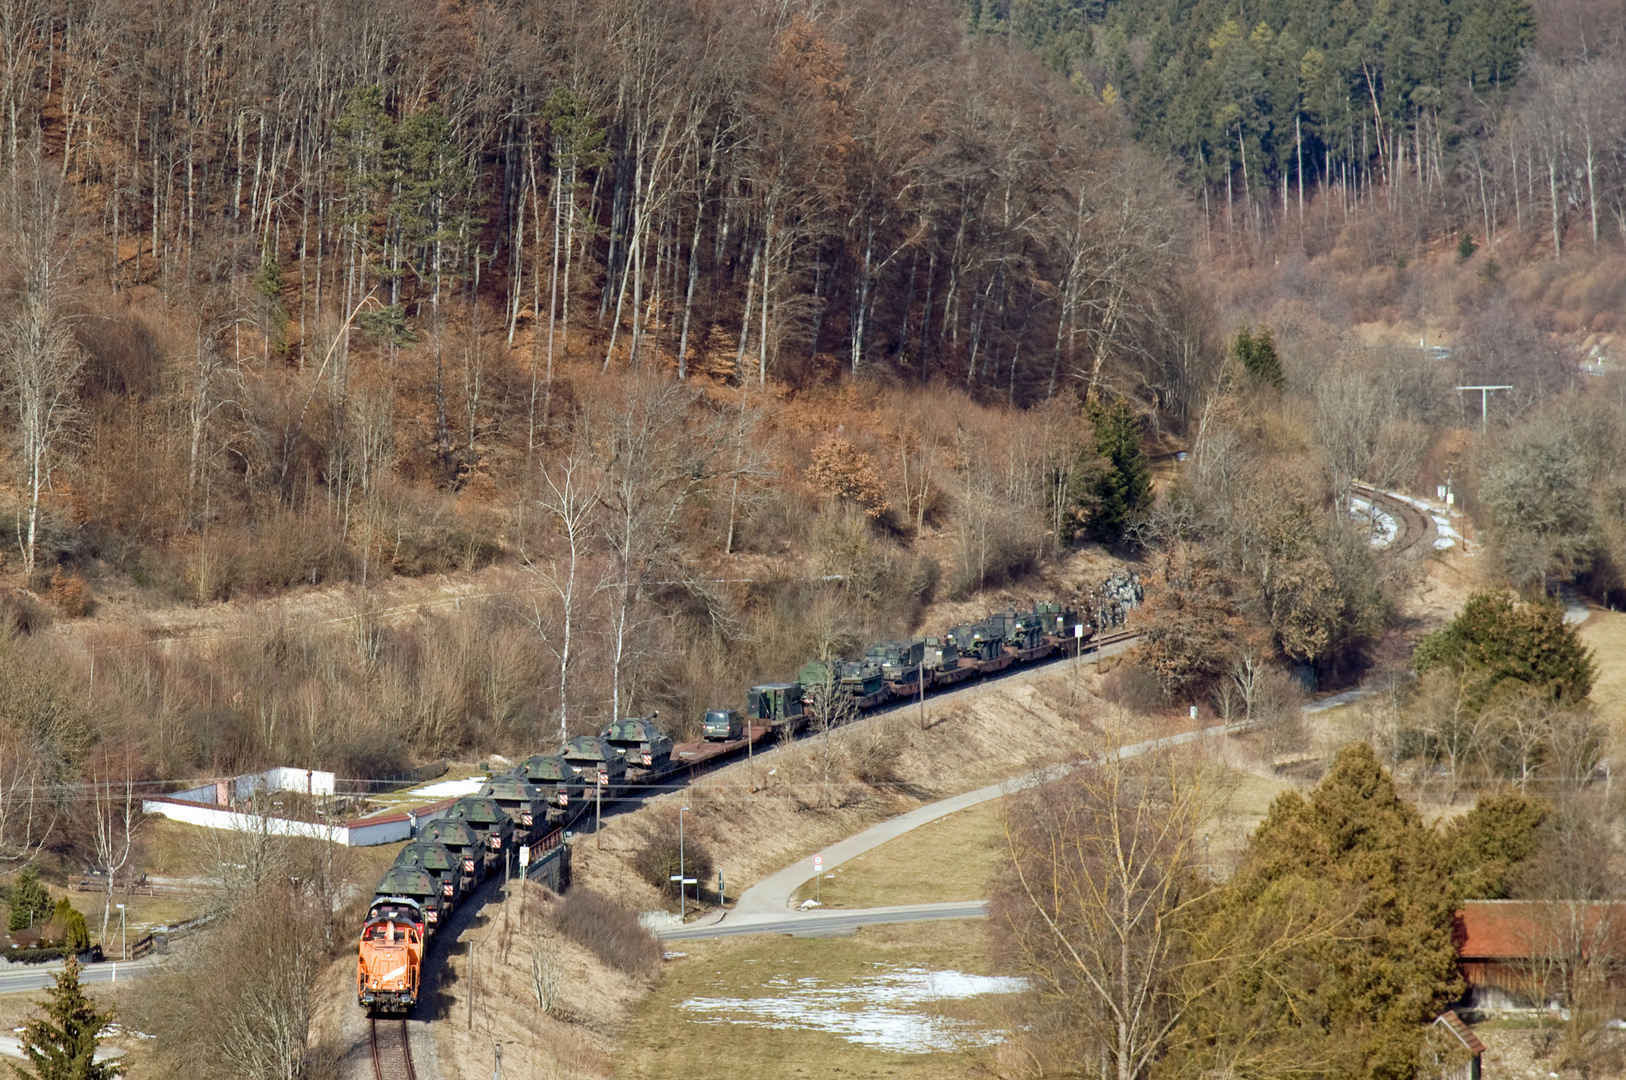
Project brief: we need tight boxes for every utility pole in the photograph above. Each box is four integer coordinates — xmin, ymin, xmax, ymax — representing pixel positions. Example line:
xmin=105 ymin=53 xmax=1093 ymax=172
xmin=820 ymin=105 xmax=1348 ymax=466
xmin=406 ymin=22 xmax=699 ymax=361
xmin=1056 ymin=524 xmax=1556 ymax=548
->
xmin=1456 ymin=384 xmax=1512 ymax=432
xmin=918 ymin=658 xmax=926 ymax=728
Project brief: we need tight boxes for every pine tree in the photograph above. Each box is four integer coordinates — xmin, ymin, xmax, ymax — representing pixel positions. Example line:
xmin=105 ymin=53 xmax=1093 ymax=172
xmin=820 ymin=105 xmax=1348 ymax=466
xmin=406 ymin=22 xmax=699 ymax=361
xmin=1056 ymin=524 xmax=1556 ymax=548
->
xmin=12 ymin=956 xmax=119 ymax=1080
xmin=1181 ymin=744 xmax=1461 ymax=1080
xmin=1233 ymin=324 xmax=1284 ymax=390
xmin=1079 ymin=397 xmax=1151 ymax=540
xmin=8 ymin=868 xmax=51 ymax=933
xmin=1415 ymin=591 xmax=1597 ymax=710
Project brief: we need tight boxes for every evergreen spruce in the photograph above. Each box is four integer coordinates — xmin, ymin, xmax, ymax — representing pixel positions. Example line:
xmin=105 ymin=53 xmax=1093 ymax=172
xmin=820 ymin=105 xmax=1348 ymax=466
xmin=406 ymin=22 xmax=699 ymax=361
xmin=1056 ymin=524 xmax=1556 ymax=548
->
xmin=1181 ymin=744 xmax=1461 ymax=1080
xmin=8 ymin=869 xmax=51 ymax=934
xmin=12 ymin=957 xmax=119 ymax=1080
xmin=1233 ymin=324 xmax=1285 ymax=390
xmin=1079 ymin=397 xmax=1151 ymax=540
xmin=1415 ymin=591 xmax=1597 ymax=710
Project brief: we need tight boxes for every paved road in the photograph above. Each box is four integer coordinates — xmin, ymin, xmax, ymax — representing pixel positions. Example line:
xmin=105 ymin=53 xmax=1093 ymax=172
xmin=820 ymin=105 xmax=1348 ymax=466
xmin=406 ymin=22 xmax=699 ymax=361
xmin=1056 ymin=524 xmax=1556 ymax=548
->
xmin=725 ymin=722 xmax=1233 ymax=927
xmin=0 ymin=956 xmax=159 ymax=995
xmin=657 ymin=901 xmax=989 ymax=941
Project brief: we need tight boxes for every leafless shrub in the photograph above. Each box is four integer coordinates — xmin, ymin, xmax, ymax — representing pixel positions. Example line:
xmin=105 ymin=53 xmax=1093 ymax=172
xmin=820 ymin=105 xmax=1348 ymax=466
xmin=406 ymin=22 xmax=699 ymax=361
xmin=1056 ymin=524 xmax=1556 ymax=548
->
xmin=845 ymin=716 xmax=906 ymax=785
xmin=632 ymin=807 xmax=715 ymax=900
xmin=1101 ymin=661 xmax=1167 ymax=714
xmin=548 ymin=886 xmax=660 ymax=977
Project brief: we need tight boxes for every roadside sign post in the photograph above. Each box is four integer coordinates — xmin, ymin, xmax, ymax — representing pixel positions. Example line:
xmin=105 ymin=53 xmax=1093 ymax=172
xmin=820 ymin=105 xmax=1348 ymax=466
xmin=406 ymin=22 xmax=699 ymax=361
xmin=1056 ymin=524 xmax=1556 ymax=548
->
xmin=814 ymin=854 xmax=823 ymax=905
xmin=519 ymin=845 xmax=530 ymax=878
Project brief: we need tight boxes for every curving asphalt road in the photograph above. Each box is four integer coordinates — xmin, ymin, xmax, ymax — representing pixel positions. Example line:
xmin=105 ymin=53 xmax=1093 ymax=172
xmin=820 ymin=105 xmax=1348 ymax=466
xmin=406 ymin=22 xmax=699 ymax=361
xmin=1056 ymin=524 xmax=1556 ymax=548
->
xmin=656 ymin=721 xmax=1234 ymax=941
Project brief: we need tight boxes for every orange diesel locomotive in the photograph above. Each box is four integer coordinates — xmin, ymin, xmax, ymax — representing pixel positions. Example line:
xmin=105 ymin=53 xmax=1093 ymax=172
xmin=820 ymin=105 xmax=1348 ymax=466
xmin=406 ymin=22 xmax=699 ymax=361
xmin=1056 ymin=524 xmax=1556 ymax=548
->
xmin=357 ymin=898 xmax=425 ymax=1014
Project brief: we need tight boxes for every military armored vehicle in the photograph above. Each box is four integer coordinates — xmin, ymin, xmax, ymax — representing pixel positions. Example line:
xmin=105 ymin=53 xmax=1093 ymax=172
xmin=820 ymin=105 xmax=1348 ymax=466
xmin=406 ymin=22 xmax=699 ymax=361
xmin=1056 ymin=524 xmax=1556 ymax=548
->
xmin=864 ymin=640 xmax=928 ymax=690
xmin=798 ymin=659 xmax=892 ymax=709
xmin=563 ymin=735 xmax=629 ymax=793
xmin=418 ymin=817 xmax=487 ymax=888
xmin=479 ymin=773 xmax=551 ymax=844
xmin=702 ymin=708 xmax=745 ymax=741
xmin=373 ymin=864 xmax=448 ymax=930
xmin=443 ymin=796 xmax=516 ymax=870
xmin=986 ymin=610 xmax=1049 ymax=658
xmin=922 ymin=636 xmax=974 ymax=687
xmin=393 ymin=841 xmax=464 ymax=907
xmin=745 ymin=682 xmax=806 ymax=731
xmin=518 ymin=753 xmax=587 ymax=817
xmin=602 ymin=713 xmax=674 ymax=772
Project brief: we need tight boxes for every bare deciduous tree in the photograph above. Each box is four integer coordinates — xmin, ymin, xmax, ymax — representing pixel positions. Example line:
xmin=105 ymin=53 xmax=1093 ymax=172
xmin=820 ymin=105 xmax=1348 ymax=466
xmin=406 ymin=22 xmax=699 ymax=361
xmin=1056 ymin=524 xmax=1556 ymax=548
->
xmin=2 ymin=154 xmax=82 ymax=578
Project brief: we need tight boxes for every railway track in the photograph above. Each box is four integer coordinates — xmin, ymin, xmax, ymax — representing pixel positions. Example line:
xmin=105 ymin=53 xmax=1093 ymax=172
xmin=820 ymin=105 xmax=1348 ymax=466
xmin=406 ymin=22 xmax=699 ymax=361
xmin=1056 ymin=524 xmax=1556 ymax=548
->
xmin=1352 ymin=484 xmax=1434 ymax=557
xmin=369 ymin=1018 xmax=417 ymax=1080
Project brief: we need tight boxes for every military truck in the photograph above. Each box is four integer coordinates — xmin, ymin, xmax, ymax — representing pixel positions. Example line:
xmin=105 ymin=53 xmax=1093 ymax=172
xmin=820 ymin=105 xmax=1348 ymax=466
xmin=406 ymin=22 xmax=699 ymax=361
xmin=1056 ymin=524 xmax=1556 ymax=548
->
xmin=373 ymin=865 xmax=448 ymax=931
xmin=945 ymin=622 xmax=1010 ymax=673
xmin=602 ymin=713 xmax=674 ymax=773
xmin=418 ymin=818 xmax=487 ymax=890
xmin=393 ymin=841 xmax=464 ymax=908
xmin=986 ymin=610 xmax=1051 ymax=660
xmin=745 ymin=682 xmax=806 ymax=732
xmin=863 ymin=640 xmax=927 ymax=691
xmin=922 ymin=636 xmax=974 ymax=687
xmin=797 ymin=659 xmax=892 ymax=710
xmin=518 ymin=753 xmax=587 ymax=819
xmin=479 ymin=773 xmax=550 ymax=844
xmin=702 ymin=708 xmax=745 ymax=741
xmin=563 ymin=734 xmax=629 ymax=795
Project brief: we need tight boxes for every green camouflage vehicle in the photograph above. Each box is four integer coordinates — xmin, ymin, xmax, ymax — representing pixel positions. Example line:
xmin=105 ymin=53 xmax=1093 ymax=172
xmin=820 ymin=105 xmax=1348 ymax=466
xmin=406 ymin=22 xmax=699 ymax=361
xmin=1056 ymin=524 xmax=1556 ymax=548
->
xmin=518 ymin=753 xmax=587 ymax=816
xmin=602 ymin=713 xmax=673 ymax=771
xmin=797 ymin=660 xmax=892 ymax=709
xmin=922 ymin=636 xmax=973 ymax=687
xmin=444 ymin=796 xmax=517 ymax=865
xmin=418 ymin=818 xmax=486 ymax=887
xmin=479 ymin=773 xmax=550 ymax=843
xmin=373 ymin=865 xmax=447 ymax=930
xmin=702 ymin=708 xmax=745 ymax=741
xmin=563 ymin=735 xmax=629 ymax=792
xmin=745 ymin=683 xmax=806 ymax=731
xmin=863 ymin=640 xmax=927 ymax=689
xmin=393 ymin=841 xmax=464 ymax=907
xmin=986 ymin=611 xmax=1047 ymax=654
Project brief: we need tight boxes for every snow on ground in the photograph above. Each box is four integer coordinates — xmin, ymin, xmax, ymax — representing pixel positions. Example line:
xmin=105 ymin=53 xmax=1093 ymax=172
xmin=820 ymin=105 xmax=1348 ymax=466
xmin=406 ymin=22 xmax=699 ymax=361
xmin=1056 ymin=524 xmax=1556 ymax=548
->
xmin=1380 ymin=490 xmax=1468 ymax=551
xmin=680 ymin=966 xmax=1028 ymax=1053
xmin=410 ymin=776 xmax=486 ymax=798
xmin=1349 ymin=497 xmax=1398 ymax=548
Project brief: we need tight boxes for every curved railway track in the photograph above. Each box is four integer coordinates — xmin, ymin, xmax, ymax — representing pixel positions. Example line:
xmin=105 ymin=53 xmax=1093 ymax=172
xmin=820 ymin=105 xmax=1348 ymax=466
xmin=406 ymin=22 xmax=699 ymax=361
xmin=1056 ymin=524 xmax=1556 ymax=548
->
xmin=1352 ymin=484 xmax=1435 ymax=557
xmin=370 ymin=1019 xmax=417 ymax=1080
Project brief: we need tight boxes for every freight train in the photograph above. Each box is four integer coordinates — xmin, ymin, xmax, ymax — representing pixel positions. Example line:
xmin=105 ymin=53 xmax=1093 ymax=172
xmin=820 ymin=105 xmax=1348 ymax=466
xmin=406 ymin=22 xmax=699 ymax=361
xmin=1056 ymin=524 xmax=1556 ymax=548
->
xmin=357 ymin=599 xmax=1091 ymax=1014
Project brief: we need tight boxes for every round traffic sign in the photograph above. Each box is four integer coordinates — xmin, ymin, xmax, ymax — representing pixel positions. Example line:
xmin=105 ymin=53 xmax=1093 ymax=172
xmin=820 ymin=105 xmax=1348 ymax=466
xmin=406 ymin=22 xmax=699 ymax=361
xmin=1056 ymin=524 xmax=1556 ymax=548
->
xmin=814 ymin=855 xmax=823 ymax=867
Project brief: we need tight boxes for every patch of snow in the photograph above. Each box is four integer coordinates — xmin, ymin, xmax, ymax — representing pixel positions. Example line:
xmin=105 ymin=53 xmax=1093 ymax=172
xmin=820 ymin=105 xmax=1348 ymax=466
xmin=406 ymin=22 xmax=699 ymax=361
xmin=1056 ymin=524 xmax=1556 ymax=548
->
xmin=1349 ymin=497 xmax=1398 ymax=548
xmin=799 ymin=899 xmax=821 ymax=909
xmin=639 ymin=911 xmax=683 ymax=930
xmin=680 ymin=966 xmax=1029 ymax=1053
xmin=410 ymin=777 xmax=486 ymax=798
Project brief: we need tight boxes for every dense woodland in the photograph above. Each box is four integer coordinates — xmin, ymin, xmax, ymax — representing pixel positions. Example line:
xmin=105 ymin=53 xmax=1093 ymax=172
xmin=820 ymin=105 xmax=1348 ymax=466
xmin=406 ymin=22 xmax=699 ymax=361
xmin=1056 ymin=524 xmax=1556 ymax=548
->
xmin=0 ymin=0 xmax=1613 ymax=865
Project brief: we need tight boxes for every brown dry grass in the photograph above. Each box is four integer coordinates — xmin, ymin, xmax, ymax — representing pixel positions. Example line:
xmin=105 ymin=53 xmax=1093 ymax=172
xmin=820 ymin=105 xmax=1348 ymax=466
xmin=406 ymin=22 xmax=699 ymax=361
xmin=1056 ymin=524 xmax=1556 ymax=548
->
xmin=1579 ymin=610 xmax=1626 ymax=737
xmin=618 ymin=919 xmax=1008 ymax=1080
xmin=570 ymin=669 xmax=1171 ymax=915
xmin=791 ymin=797 xmax=1008 ymax=909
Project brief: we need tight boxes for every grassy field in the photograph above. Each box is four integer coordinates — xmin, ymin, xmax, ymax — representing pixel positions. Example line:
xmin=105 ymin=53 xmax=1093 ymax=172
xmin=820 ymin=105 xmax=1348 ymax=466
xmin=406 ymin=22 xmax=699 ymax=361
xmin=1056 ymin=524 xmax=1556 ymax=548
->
xmin=790 ymin=799 xmax=1008 ymax=909
xmin=618 ymin=920 xmax=1014 ymax=1080
xmin=1580 ymin=610 xmax=1626 ymax=732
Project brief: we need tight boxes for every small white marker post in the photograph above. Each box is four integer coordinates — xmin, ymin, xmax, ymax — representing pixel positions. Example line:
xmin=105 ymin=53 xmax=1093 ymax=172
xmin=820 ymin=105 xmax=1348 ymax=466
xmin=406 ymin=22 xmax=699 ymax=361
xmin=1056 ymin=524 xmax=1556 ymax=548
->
xmin=814 ymin=854 xmax=823 ymax=905
xmin=518 ymin=844 xmax=530 ymax=877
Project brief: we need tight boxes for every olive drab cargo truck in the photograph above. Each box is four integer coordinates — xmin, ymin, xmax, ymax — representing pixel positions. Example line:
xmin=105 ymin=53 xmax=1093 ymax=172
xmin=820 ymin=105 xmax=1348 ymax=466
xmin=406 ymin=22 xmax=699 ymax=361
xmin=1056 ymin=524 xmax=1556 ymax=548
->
xmin=745 ymin=682 xmax=806 ymax=732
